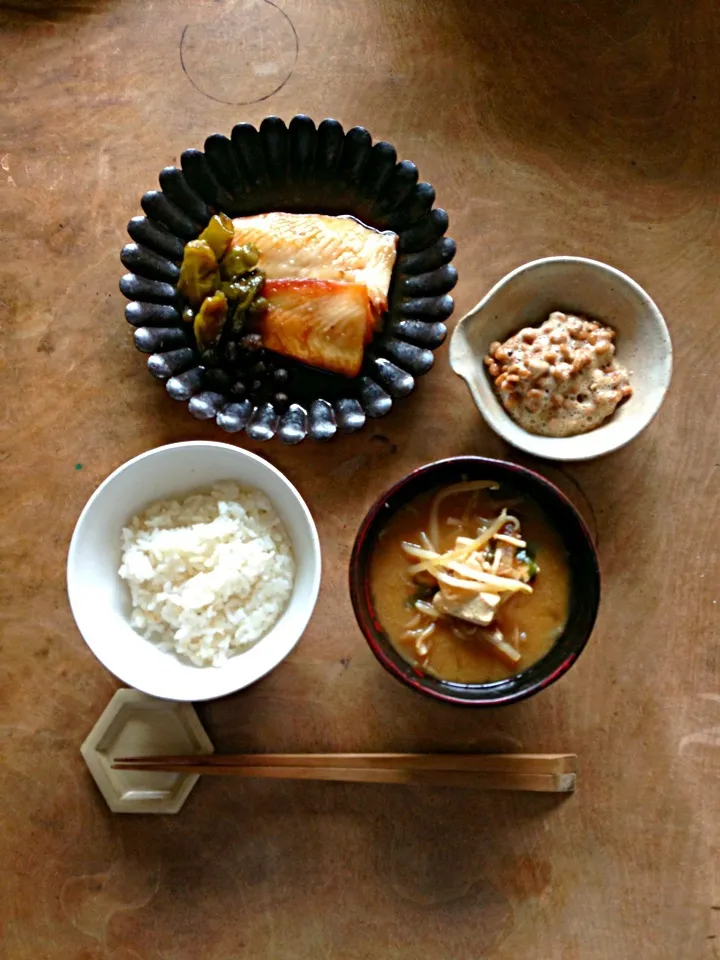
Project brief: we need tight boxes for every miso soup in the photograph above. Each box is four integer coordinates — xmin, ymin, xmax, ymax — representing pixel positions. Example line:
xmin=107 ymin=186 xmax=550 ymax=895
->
xmin=369 ymin=481 xmax=570 ymax=684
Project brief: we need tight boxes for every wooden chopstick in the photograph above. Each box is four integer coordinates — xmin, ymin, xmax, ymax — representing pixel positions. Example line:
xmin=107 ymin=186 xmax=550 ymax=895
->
xmin=112 ymin=753 xmax=577 ymax=793
xmin=115 ymin=752 xmax=575 ymax=771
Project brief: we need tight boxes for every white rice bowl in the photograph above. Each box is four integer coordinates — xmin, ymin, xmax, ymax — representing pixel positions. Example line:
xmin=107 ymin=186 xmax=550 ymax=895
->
xmin=118 ymin=481 xmax=295 ymax=666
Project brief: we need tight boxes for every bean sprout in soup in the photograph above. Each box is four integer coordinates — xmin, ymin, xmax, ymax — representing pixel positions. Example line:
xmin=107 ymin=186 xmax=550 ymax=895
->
xmin=369 ymin=481 xmax=570 ymax=684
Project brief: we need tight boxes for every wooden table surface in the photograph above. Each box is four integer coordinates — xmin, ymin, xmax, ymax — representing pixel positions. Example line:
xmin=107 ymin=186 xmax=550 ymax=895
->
xmin=1 ymin=1 xmax=718 ymax=957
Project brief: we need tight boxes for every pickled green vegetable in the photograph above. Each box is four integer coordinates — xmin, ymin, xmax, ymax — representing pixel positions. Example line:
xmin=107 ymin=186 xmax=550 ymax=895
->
xmin=221 ymin=270 xmax=265 ymax=309
xmin=180 ymin=217 xmax=265 ymax=349
xmin=247 ymin=295 xmax=269 ymax=315
xmin=193 ymin=291 xmax=228 ymax=350
xmin=219 ymin=280 xmax=251 ymax=301
xmin=230 ymin=303 xmax=246 ymax=336
xmin=220 ymin=242 xmax=260 ymax=281
xmin=198 ymin=213 xmax=235 ymax=260
xmin=178 ymin=240 xmax=219 ymax=308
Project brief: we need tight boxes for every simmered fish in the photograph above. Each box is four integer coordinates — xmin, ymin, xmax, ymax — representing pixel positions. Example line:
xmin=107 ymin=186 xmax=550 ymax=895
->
xmin=233 ymin=212 xmax=397 ymax=317
xmin=261 ymin=279 xmax=373 ymax=378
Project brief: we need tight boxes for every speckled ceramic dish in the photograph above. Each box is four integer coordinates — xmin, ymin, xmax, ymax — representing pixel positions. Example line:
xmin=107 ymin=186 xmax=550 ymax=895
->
xmin=449 ymin=257 xmax=672 ymax=461
xmin=349 ymin=457 xmax=601 ymax=706
xmin=120 ymin=115 xmax=457 ymax=443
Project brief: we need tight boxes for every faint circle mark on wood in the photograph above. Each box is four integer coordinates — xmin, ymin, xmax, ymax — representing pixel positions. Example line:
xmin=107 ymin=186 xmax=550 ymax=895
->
xmin=179 ymin=0 xmax=298 ymax=106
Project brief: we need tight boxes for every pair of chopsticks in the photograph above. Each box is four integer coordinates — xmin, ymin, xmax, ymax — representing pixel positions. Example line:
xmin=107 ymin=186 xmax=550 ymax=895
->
xmin=113 ymin=752 xmax=577 ymax=793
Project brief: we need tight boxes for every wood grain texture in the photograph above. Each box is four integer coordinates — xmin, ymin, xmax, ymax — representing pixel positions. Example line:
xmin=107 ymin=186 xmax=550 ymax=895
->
xmin=0 ymin=0 xmax=718 ymax=957
xmin=111 ymin=753 xmax=578 ymax=791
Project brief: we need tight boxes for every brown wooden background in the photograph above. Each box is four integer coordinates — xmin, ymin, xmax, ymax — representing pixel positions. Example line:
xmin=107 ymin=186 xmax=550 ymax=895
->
xmin=1 ymin=1 xmax=718 ymax=957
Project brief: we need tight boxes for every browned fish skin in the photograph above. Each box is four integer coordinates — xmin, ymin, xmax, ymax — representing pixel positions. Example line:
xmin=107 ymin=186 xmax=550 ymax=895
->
xmin=261 ymin=279 xmax=372 ymax=378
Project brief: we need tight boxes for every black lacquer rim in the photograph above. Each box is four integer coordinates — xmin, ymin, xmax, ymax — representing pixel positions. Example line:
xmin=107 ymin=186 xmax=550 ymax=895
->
xmin=349 ymin=457 xmax=601 ymax=706
xmin=120 ymin=115 xmax=457 ymax=444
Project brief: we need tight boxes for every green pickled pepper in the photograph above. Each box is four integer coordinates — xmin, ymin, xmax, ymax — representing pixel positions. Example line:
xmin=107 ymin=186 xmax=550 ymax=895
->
xmin=177 ymin=239 xmax=220 ymax=308
xmin=220 ymin=242 xmax=260 ymax=281
xmin=198 ymin=213 xmax=235 ymax=260
xmin=221 ymin=270 xmax=266 ymax=310
xmin=193 ymin=290 xmax=228 ymax=350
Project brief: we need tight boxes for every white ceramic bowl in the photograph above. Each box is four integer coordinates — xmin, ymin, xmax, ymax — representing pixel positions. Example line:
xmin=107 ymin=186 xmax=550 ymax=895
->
xmin=450 ymin=256 xmax=672 ymax=460
xmin=67 ymin=441 xmax=321 ymax=701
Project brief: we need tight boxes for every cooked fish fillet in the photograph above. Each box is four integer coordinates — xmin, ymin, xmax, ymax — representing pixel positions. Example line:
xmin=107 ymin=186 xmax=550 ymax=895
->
xmin=261 ymin=279 xmax=372 ymax=378
xmin=233 ymin=212 xmax=397 ymax=316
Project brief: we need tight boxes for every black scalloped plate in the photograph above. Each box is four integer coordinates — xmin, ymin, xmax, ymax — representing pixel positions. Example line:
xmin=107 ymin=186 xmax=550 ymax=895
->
xmin=120 ymin=115 xmax=457 ymax=443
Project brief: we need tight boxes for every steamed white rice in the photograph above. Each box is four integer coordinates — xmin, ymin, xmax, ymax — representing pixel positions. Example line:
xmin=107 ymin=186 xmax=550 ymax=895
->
xmin=118 ymin=481 xmax=294 ymax=666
